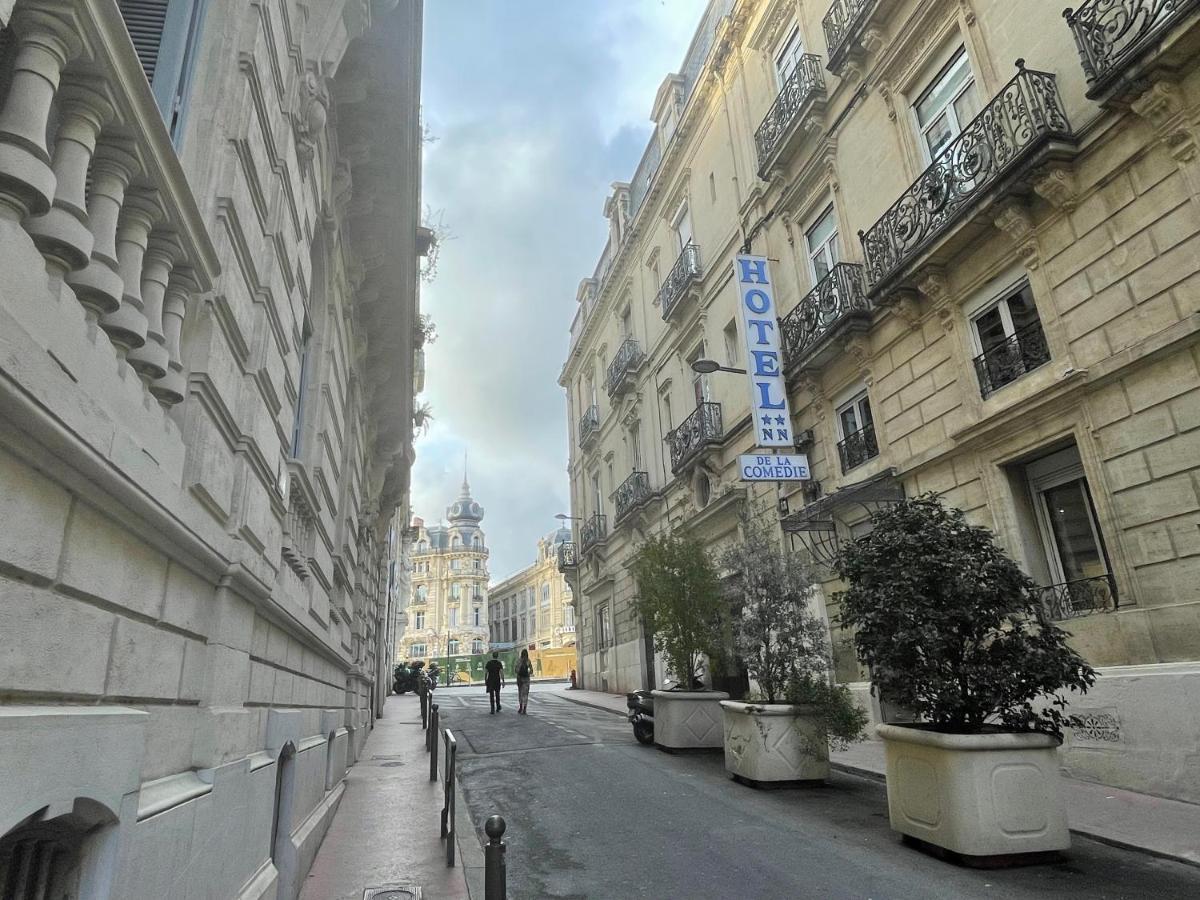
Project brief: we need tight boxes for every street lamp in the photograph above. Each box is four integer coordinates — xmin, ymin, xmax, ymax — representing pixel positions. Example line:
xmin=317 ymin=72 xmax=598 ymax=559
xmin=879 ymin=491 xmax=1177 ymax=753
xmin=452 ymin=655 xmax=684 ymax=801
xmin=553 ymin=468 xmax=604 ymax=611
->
xmin=554 ymin=513 xmax=580 ymax=521
xmin=690 ymin=358 xmax=746 ymax=375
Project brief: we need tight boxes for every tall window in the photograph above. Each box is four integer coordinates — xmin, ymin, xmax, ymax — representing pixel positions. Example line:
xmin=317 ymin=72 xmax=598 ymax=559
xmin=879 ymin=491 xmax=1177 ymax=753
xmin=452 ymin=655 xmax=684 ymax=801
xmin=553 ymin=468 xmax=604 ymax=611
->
xmin=118 ymin=0 xmax=210 ymax=143
xmin=805 ymin=206 xmax=839 ymax=283
xmin=414 ymin=611 xmax=425 ymax=630
xmin=687 ymin=344 xmax=710 ymax=405
xmin=473 ymin=606 xmax=481 ymax=627
xmin=564 ymin=604 xmax=575 ymax=628
xmin=450 ymin=583 xmax=461 ymax=601
xmin=723 ymin=319 xmax=740 ymax=367
xmin=591 ymin=472 xmax=603 ymax=516
xmin=970 ymin=282 xmax=1049 ymax=396
xmin=448 ymin=639 xmax=460 ymax=656
xmin=628 ymin=424 xmax=642 ymax=469
xmin=596 ymin=604 xmax=612 ymax=648
xmin=621 ymin=307 xmax=633 ymax=339
xmin=835 ymin=390 xmax=879 ymax=473
xmin=542 ymin=584 xmax=551 ymax=607
xmin=774 ymin=24 xmax=805 ymax=85
xmin=915 ymin=47 xmax=980 ymax=161
xmin=449 ymin=607 xmax=458 ymax=628
xmin=472 ymin=639 xmax=484 ymax=654
xmin=290 ymin=328 xmax=312 ymax=458
xmin=671 ymin=201 xmax=693 ymax=253
xmin=837 ymin=392 xmax=874 ymax=443
xmin=415 ymin=584 xmax=427 ymax=604
xmin=661 ymin=392 xmax=673 ymax=431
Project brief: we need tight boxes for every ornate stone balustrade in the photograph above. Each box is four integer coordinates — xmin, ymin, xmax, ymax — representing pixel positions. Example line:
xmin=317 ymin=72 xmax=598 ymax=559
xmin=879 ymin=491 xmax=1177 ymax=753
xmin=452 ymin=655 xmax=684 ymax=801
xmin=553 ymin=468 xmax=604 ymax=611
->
xmin=0 ymin=0 xmax=217 ymax=406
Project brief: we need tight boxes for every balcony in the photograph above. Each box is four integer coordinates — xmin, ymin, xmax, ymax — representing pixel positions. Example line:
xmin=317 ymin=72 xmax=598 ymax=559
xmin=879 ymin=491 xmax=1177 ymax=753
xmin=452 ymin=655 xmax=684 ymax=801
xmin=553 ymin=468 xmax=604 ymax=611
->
xmin=755 ymin=55 xmax=827 ymax=175
xmin=972 ymin=321 xmax=1051 ymax=399
xmin=606 ymin=337 xmax=645 ymax=398
xmin=822 ymin=0 xmax=878 ymax=76
xmin=657 ymin=242 xmax=702 ymax=321
xmin=668 ymin=402 xmax=723 ymax=475
xmin=779 ymin=264 xmax=871 ymax=371
xmin=1034 ymin=573 xmax=1117 ymax=621
xmin=837 ymin=423 xmax=879 ymax=474
xmin=580 ymin=513 xmax=608 ymax=554
xmin=1065 ymin=0 xmax=1200 ymax=101
xmin=0 ymin=0 xmax=216 ymax=410
xmin=614 ymin=471 xmax=652 ymax=524
xmin=578 ymin=405 xmax=600 ymax=450
xmin=859 ymin=63 xmax=1076 ymax=299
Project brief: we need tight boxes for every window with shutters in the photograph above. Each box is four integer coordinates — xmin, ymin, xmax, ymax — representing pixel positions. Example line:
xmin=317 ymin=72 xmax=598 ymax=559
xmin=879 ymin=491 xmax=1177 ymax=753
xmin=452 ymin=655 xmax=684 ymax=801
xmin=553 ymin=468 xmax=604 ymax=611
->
xmin=117 ymin=0 xmax=209 ymax=144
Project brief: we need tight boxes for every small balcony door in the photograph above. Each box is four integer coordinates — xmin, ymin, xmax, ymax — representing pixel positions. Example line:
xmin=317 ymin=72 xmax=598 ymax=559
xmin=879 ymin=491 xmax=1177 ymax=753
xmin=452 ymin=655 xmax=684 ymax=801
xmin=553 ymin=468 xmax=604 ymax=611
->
xmin=774 ymin=25 xmax=805 ymax=85
xmin=805 ymin=205 xmax=840 ymax=283
xmin=1026 ymin=447 xmax=1111 ymax=588
xmin=688 ymin=344 xmax=711 ymax=406
xmin=672 ymin=202 xmax=693 ymax=253
xmin=915 ymin=47 xmax=980 ymax=162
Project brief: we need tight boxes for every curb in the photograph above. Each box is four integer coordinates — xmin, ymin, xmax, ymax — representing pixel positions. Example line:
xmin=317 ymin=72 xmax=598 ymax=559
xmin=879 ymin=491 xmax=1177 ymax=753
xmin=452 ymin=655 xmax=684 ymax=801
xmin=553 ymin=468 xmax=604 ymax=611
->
xmin=558 ymin=693 xmax=627 ymax=718
xmin=829 ymin=760 xmax=1200 ymax=870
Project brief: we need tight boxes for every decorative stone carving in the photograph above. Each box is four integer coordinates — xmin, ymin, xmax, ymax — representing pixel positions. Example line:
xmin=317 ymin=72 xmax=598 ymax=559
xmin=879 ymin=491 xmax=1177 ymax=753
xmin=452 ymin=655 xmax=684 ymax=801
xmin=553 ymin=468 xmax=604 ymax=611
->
xmin=1070 ymin=708 xmax=1122 ymax=747
xmin=1033 ymin=166 xmax=1077 ymax=211
xmin=916 ymin=266 xmax=949 ymax=304
xmin=878 ymin=80 xmax=897 ymax=121
xmin=295 ymin=69 xmax=330 ymax=167
xmin=843 ymin=334 xmax=873 ymax=384
xmin=888 ymin=289 xmax=923 ymax=329
xmin=1130 ymin=80 xmax=1198 ymax=165
xmin=992 ymin=200 xmax=1040 ymax=268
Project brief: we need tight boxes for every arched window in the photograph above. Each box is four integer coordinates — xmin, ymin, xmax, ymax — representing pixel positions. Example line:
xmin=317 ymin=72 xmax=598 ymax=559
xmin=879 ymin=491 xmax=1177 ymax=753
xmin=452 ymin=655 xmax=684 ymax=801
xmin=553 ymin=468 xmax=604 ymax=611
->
xmin=473 ymin=535 xmax=482 ymax=548
xmin=452 ymin=535 xmax=460 ymax=548
xmin=0 ymin=799 xmax=116 ymax=899
xmin=418 ymin=540 xmax=428 ymax=552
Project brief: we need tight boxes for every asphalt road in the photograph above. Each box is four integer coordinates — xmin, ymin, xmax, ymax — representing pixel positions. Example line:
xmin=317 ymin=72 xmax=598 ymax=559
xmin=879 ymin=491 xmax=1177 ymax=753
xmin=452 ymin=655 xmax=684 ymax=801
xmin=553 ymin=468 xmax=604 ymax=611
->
xmin=436 ymin=683 xmax=1200 ymax=899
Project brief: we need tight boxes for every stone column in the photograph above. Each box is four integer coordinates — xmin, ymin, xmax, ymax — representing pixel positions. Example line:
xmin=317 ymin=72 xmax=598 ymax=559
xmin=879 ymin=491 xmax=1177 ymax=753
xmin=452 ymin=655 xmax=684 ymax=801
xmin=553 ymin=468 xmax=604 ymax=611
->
xmin=99 ymin=189 xmax=160 ymax=354
xmin=0 ymin=10 xmax=79 ymax=220
xmin=152 ymin=266 xmax=196 ymax=406
xmin=127 ymin=233 xmax=179 ymax=381
xmin=24 ymin=81 xmax=111 ymax=275
xmin=66 ymin=142 xmax=138 ymax=318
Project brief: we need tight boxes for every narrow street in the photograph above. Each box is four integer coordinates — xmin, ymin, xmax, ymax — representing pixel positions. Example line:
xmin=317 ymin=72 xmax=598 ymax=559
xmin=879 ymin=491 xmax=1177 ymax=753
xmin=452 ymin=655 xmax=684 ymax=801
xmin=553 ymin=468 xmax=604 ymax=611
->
xmin=437 ymin=683 xmax=1200 ymax=900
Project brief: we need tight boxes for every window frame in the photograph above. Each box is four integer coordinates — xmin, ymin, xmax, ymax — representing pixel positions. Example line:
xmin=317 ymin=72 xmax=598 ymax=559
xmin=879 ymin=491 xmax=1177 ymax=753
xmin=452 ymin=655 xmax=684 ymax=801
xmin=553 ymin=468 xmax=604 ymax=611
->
xmin=834 ymin=389 xmax=874 ymax=442
xmin=804 ymin=205 xmax=840 ymax=285
xmin=773 ymin=24 xmax=805 ymax=87
xmin=912 ymin=46 xmax=979 ymax=163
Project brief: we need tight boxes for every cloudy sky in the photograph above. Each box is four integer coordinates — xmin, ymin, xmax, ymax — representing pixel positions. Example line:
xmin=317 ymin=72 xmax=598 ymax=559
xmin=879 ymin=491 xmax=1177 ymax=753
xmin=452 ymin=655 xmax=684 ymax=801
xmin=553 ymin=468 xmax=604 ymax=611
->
xmin=413 ymin=0 xmax=708 ymax=581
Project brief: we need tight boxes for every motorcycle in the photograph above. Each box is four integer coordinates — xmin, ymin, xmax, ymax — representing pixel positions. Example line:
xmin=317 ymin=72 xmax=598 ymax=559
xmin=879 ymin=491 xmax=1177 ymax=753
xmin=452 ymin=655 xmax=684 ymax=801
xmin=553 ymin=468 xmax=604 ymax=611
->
xmin=626 ymin=690 xmax=655 ymax=745
xmin=393 ymin=660 xmax=425 ymax=694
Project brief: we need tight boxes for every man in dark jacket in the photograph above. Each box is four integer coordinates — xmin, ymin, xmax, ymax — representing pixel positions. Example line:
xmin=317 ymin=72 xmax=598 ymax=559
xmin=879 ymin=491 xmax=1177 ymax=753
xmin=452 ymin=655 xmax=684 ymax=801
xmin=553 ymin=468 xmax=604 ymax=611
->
xmin=485 ymin=652 xmax=505 ymax=714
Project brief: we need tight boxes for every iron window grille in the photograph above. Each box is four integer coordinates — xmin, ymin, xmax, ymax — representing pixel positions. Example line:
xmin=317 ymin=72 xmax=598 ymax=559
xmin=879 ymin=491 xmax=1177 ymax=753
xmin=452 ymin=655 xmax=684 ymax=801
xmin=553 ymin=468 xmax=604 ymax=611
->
xmin=837 ymin=423 xmax=879 ymax=474
xmin=1034 ymin=573 xmax=1117 ymax=620
xmin=972 ymin=320 xmax=1051 ymax=398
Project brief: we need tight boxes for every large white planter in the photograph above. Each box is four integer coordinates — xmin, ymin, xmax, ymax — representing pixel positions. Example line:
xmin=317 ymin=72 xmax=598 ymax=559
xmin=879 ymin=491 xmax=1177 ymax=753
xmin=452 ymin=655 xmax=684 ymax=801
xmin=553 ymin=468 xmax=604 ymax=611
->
xmin=877 ymin=724 xmax=1070 ymax=859
xmin=720 ymin=701 xmax=830 ymax=785
xmin=651 ymin=689 xmax=729 ymax=751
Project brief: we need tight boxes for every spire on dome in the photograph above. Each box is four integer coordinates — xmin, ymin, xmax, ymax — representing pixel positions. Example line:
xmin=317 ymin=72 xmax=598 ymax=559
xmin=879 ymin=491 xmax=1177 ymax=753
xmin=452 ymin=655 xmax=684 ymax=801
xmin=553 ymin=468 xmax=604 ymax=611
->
xmin=447 ymin=449 xmax=484 ymax=524
xmin=460 ymin=451 xmax=470 ymax=498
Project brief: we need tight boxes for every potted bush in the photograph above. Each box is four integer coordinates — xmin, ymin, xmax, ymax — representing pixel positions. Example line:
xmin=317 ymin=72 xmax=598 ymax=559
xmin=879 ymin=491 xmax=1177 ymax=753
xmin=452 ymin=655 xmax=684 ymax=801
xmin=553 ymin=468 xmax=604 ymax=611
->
xmin=718 ymin=509 xmax=867 ymax=786
xmin=836 ymin=496 xmax=1096 ymax=861
xmin=630 ymin=532 xmax=730 ymax=751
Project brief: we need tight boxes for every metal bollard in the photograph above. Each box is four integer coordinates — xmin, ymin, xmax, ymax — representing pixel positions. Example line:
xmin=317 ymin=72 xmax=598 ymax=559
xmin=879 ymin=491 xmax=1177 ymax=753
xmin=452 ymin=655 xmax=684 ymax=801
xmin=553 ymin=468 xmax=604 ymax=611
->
xmin=441 ymin=730 xmax=457 ymax=866
xmin=429 ymin=705 xmax=439 ymax=781
xmin=484 ymin=815 xmax=506 ymax=900
xmin=420 ymin=690 xmax=428 ymax=730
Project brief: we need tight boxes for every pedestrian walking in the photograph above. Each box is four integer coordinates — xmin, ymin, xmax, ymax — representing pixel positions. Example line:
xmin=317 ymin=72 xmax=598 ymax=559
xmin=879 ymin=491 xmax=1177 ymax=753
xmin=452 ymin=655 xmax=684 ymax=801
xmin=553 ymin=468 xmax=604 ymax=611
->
xmin=516 ymin=649 xmax=533 ymax=714
xmin=485 ymin=651 xmax=505 ymax=714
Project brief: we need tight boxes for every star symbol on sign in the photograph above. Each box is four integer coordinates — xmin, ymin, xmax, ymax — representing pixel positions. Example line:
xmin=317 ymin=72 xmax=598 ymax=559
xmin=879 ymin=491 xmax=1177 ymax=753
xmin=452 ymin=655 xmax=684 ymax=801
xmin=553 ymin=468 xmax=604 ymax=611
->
xmin=761 ymin=415 xmax=773 ymax=426
xmin=774 ymin=416 xmax=786 ymax=426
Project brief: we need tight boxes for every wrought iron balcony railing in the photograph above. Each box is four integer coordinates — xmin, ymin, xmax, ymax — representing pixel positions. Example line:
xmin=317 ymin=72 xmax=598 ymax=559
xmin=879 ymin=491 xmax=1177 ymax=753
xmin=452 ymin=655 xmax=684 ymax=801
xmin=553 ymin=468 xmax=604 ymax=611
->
xmin=823 ymin=0 xmax=877 ymax=73
xmin=1034 ymin=573 xmax=1117 ymax=621
xmin=973 ymin=321 xmax=1051 ymax=398
xmin=580 ymin=513 xmax=608 ymax=553
xmin=606 ymin=337 xmax=645 ymax=397
xmin=614 ymin=471 xmax=652 ymax=524
xmin=1065 ymin=0 xmax=1200 ymax=98
xmin=779 ymin=264 xmax=870 ymax=369
xmin=859 ymin=63 xmax=1075 ymax=295
xmin=668 ymin=402 xmax=723 ymax=474
xmin=837 ymin=423 xmax=879 ymax=474
xmin=578 ymin=405 xmax=600 ymax=448
xmin=657 ymin=243 xmax=702 ymax=320
xmin=755 ymin=54 xmax=826 ymax=173
xmin=557 ymin=541 xmax=578 ymax=572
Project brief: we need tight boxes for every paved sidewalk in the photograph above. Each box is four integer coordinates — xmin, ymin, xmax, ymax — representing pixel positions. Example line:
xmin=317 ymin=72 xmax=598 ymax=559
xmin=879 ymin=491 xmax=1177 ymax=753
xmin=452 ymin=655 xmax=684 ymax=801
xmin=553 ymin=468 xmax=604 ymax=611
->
xmin=300 ymin=694 xmax=475 ymax=900
xmin=560 ymin=688 xmax=1200 ymax=868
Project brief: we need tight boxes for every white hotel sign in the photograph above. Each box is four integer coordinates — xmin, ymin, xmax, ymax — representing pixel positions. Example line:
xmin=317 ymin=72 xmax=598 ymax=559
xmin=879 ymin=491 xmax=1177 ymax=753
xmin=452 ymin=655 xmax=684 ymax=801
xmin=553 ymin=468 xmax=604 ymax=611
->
xmin=734 ymin=254 xmax=795 ymax=448
xmin=738 ymin=454 xmax=810 ymax=481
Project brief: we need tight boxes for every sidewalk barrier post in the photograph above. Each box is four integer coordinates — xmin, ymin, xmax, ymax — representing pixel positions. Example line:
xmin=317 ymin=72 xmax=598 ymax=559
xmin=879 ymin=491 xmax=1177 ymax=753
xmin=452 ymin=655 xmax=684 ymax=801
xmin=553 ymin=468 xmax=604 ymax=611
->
xmin=427 ymin=701 xmax=438 ymax=753
xmin=429 ymin=705 xmax=439 ymax=781
xmin=441 ymin=730 xmax=457 ymax=866
xmin=484 ymin=815 xmax=506 ymax=900
xmin=420 ymin=690 xmax=428 ymax=730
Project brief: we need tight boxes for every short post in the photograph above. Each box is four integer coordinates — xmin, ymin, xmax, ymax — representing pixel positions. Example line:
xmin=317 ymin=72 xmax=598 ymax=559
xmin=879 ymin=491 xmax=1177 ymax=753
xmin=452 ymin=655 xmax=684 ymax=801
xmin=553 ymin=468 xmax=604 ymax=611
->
xmin=441 ymin=730 xmax=457 ymax=866
xmin=429 ymin=705 xmax=439 ymax=781
xmin=420 ymin=690 xmax=428 ymax=729
xmin=484 ymin=815 xmax=506 ymax=900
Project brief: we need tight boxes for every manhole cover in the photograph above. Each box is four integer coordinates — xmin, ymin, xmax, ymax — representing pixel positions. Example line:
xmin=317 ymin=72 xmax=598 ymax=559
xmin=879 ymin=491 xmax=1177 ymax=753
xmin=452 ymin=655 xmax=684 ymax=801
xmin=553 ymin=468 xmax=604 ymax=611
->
xmin=363 ymin=887 xmax=421 ymax=900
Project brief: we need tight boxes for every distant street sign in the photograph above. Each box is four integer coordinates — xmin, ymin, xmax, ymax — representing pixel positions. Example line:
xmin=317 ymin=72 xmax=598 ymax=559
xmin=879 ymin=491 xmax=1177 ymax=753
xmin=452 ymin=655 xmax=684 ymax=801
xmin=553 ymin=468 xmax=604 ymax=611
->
xmin=738 ymin=453 xmax=810 ymax=481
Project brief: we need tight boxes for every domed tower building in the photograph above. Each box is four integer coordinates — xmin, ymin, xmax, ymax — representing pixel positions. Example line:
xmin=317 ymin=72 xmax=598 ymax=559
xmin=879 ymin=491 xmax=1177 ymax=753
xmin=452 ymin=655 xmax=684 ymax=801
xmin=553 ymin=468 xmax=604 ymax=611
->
xmin=400 ymin=474 xmax=491 ymax=669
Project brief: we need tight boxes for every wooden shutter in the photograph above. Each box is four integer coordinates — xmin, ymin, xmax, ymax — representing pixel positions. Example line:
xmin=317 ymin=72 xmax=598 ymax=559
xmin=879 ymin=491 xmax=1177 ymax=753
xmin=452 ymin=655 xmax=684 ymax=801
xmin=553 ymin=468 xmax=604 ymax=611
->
xmin=117 ymin=0 xmax=171 ymax=83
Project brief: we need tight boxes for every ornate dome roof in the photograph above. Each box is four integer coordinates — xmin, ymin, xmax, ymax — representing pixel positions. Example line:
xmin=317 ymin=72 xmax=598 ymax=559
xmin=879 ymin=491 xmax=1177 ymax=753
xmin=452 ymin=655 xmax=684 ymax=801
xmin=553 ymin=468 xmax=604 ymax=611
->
xmin=447 ymin=474 xmax=484 ymax=524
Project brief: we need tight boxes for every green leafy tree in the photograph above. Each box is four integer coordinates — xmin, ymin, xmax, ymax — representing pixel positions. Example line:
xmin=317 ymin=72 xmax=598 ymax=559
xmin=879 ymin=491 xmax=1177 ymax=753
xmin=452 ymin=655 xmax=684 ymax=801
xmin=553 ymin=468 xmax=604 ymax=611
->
xmin=835 ymin=495 xmax=1096 ymax=737
xmin=720 ymin=507 xmax=866 ymax=746
xmin=630 ymin=532 xmax=727 ymax=688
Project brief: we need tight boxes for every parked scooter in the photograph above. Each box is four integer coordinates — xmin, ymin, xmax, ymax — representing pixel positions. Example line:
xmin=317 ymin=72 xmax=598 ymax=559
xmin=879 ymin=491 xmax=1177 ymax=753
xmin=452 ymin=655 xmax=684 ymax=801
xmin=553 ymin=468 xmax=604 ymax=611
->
xmin=626 ymin=690 xmax=655 ymax=745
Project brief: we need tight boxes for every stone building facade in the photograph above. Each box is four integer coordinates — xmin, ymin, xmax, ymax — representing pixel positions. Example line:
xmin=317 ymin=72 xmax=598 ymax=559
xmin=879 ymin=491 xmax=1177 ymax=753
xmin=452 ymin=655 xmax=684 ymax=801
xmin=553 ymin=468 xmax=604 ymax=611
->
xmin=489 ymin=527 xmax=578 ymax=669
xmin=398 ymin=478 xmax=491 ymax=662
xmin=0 ymin=1 xmax=423 ymax=898
xmin=560 ymin=0 xmax=1200 ymax=803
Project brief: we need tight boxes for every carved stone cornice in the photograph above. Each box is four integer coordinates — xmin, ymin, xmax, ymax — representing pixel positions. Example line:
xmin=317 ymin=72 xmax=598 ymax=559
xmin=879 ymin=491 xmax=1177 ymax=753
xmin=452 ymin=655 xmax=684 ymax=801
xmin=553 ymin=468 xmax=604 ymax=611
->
xmin=1130 ymin=79 xmax=1199 ymax=165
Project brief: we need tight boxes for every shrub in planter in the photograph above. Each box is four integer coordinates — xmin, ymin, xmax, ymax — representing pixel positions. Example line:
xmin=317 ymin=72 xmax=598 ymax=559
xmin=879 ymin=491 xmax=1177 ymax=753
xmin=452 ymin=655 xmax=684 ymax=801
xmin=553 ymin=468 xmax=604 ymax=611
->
xmin=717 ymin=509 xmax=866 ymax=785
xmin=836 ymin=495 xmax=1096 ymax=859
xmin=631 ymin=532 xmax=730 ymax=750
